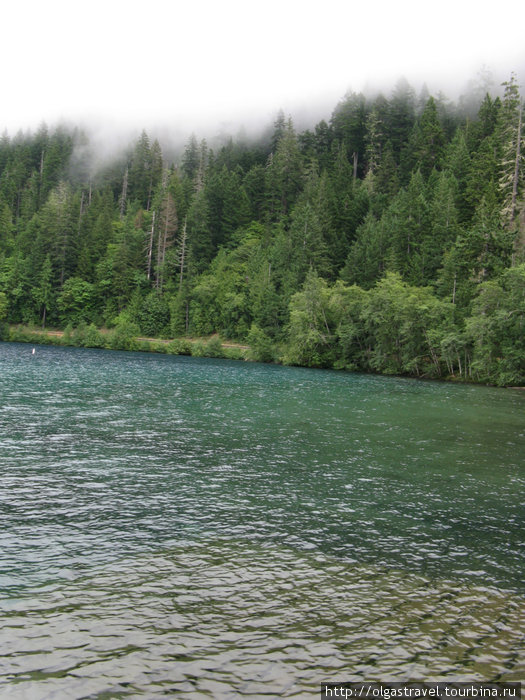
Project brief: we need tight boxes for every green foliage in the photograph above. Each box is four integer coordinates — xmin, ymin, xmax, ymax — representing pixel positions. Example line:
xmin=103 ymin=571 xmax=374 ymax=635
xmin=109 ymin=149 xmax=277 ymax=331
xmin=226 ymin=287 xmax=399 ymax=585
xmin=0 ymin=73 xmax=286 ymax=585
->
xmin=57 ymin=277 xmax=95 ymax=326
xmin=84 ymin=323 xmax=105 ymax=348
xmin=330 ymin=281 xmax=369 ymax=370
xmin=0 ymin=291 xmax=8 ymax=339
xmin=190 ymin=223 xmax=266 ymax=339
xmin=360 ymin=273 xmax=453 ymax=377
xmin=341 ymin=213 xmax=388 ymax=288
xmin=283 ymin=270 xmax=336 ymax=368
xmin=204 ymin=335 xmax=224 ymax=358
xmin=0 ymin=75 xmax=523 ymax=384
xmin=138 ymin=291 xmax=170 ymax=337
xmin=189 ymin=340 xmax=207 ymax=357
xmin=222 ymin=345 xmax=246 ymax=361
xmin=106 ymin=320 xmax=140 ymax=351
xmin=466 ymin=264 xmax=525 ymax=385
xmin=166 ymin=338 xmax=193 ymax=355
xmin=265 ymin=118 xmax=303 ymax=219
xmin=246 ymin=324 xmax=277 ymax=363
xmin=0 ymin=291 xmax=7 ymax=321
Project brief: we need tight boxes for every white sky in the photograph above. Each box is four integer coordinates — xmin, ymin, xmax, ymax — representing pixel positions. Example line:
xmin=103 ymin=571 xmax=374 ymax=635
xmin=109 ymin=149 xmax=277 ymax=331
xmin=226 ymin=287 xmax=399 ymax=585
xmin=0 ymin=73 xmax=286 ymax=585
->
xmin=2 ymin=0 xmax=524 ymax=137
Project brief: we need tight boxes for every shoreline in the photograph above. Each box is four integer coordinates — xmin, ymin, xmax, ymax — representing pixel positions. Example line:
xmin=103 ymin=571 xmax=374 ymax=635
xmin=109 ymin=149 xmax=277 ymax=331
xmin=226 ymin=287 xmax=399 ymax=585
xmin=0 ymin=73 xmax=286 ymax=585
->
xmin=4 ymin=324 xmax=524 ymax=391
xmin=5 ymin=324 xmax=250 ymax=362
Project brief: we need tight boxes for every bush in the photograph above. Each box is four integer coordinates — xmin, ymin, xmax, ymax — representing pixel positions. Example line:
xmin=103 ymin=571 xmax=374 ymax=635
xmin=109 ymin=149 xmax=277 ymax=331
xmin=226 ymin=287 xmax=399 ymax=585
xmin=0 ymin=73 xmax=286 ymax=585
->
xmin=143 ymin=340 xmax=167 ymax=354
xmin=222 ymin=345 xmax=246 ymax=361
xmin=138 ymin=292 xmax=170 ymax=337
xmin=105 ymin=320 xmax=140 ymax=351
xmin=190 ymin=341 xmax=207 ymax=357
xmin=166 ymin=339 xmax=193 ymax=355
xmin=84 ymin=324 xmax=105 ymax=348
xmin=205 ymin=336 xmax=224 ymax=358
xmin=246 ymin=324 xmax=276 ymax=363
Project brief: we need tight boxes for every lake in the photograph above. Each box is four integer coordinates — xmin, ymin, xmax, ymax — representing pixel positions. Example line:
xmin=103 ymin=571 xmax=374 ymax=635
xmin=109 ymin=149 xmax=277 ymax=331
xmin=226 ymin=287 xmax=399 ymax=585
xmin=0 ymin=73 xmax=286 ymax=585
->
xmin=0 ymin=343 xmax=524 ymax=697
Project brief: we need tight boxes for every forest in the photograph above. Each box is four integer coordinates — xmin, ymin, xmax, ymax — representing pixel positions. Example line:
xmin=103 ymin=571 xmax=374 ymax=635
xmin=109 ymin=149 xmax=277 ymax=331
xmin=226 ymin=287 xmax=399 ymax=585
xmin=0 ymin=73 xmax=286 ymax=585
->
xmin=0 ymin=74 xmax=523 ymax=386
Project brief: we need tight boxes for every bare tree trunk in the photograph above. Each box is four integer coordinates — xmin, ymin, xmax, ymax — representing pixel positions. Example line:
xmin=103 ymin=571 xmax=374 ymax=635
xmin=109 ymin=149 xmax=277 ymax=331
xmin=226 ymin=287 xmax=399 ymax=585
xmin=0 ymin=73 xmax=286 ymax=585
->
xmin=179 ymin=219 xmax=187 ymax=291
xmin=510 ymin=103 xmax=522 ymax=226
xmin=119 ymin=167 xmax=128 ymax=219
xmin=147 ymin=210 xmax=155 ymax=281
xmin=156 ymin=215 xmax=165 ymax=290
xmin=158 ymin=205 xmax=171 ymax=291
xmin=78 ymin=191 xmax=85 ymax=235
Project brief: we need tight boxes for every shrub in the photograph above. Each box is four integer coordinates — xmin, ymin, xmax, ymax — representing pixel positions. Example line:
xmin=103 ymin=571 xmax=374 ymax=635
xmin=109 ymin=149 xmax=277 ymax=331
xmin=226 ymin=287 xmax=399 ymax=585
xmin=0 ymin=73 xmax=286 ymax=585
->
xmin=166 ymin=339 xmax=193 ymax=355
xmin=105 ymin=321 xmax=140 ymax=351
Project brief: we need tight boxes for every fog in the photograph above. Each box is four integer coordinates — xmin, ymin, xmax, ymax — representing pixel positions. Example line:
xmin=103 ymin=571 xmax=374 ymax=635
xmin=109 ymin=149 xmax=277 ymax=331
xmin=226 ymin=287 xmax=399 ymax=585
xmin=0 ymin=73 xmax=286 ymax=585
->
xmin=3 ymin=0 xmax=524 ymax=154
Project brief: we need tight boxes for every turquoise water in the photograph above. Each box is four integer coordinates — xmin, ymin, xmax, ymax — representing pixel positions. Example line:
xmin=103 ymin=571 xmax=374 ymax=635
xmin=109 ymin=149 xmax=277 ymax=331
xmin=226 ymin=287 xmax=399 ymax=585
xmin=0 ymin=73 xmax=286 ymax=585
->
xmin=0 ymin=343 xmax=524 ymax=697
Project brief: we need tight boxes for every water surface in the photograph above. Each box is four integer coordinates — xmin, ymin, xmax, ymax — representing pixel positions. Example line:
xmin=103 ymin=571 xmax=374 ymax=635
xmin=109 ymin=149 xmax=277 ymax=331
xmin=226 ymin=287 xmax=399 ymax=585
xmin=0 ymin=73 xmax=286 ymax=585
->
xmin=1 ymin=343 xmax=524 ymax=697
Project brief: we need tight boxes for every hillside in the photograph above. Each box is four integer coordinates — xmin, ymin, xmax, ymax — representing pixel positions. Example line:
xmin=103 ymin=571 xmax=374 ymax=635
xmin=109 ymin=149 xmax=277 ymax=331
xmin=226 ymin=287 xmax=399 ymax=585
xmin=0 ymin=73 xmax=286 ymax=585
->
xmin=0 ymin=75 xmax=524 ymax=385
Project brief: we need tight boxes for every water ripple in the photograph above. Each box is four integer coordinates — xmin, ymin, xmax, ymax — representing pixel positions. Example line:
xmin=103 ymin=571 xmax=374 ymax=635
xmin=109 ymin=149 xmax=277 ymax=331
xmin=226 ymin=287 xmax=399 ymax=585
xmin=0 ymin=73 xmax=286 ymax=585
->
xmin=1 ymin=344 xmax=525 ymax=696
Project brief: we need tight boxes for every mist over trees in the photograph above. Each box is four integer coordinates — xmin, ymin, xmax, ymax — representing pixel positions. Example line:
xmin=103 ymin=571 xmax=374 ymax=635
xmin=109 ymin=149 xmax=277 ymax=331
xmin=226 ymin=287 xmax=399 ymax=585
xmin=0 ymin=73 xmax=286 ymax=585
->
xmin=0 ymin=74 xmax=524 ymax=386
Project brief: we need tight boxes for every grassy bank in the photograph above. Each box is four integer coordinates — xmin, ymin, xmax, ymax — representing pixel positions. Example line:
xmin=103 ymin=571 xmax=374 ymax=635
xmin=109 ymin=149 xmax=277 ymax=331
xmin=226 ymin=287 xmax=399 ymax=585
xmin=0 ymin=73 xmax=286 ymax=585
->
xmin=5 ymin=323 xmax=251 ymax=362
xmin=5 ymin=323 xmax=523 ymax=389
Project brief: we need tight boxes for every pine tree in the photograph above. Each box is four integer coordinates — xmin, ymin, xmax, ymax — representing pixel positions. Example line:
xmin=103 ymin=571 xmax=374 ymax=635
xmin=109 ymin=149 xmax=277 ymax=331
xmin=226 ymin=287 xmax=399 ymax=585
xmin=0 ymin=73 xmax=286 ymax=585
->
xmin=388 ymin=170 xmax=431 ymax=284
xmin=182 ymin=134 xmax=200 ymax=180
xmin=330 ymin=91 xmax=367 ymax=177
xmin=39 ymin=181 xmax=77 ymax=286
xmin=340 ymin=212 xmax=388 ymax=288
xmin=387 ymin=78 xmax=416 ymax=161
xmin=287 ymin=166 xmax=331 ymax=283
xmin=265 ymin=118 xmax=303 ymax=219
xmin=412 ymin=96 xmax=446 ymax=177
xmin=186 ymin=188 xmax=212 ymax=272
xmin=34 ymin=254 xmax=53 ymax=328
xmin=129 ymin=130 xmax=152 ymax=209
xmin=445 ymin=128 xmax=472 ymax=223
xmin=270 ymin=110 xmax=286 ymax=153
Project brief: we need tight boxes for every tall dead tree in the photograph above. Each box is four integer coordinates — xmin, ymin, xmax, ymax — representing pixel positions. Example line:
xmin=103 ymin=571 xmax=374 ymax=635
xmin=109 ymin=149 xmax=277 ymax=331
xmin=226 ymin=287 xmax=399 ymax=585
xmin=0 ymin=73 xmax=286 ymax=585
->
xmin=178 ymin=218 xmax=188 ymax=291
xmin=499 ymin=75 xmax=524 ymax=244
xmin=146 ymin=210 xmax=155 ymax=281
xmin=155 ymin=192 xmax=178 ymax=291
xmin=119 ymin=167 xmax=128 ymax=219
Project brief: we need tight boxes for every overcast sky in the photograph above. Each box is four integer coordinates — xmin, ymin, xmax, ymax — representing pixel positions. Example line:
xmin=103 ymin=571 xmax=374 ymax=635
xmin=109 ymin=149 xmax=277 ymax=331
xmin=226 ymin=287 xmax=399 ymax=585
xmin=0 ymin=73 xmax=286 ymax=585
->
xmin=2 ymin=0 xmax=524 ymax=138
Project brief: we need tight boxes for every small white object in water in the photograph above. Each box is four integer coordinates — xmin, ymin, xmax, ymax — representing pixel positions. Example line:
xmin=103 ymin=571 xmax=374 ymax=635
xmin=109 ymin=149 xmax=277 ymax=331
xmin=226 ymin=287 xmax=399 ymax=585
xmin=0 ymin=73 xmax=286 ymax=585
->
xmin=32 ymin=348 xmax=35 ymax=355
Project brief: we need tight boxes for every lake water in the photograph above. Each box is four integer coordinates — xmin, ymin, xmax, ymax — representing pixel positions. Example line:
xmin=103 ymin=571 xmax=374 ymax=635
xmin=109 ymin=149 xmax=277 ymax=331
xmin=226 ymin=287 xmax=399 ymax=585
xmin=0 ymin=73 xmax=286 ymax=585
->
xmin=0 ymin=343 xmax=524 ymax=698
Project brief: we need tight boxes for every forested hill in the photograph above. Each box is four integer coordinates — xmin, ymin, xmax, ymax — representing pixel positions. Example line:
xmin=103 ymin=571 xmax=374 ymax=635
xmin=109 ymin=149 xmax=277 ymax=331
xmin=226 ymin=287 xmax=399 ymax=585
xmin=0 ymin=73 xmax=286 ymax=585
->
xmin=0 ymin=75 xmax=524 ymax=385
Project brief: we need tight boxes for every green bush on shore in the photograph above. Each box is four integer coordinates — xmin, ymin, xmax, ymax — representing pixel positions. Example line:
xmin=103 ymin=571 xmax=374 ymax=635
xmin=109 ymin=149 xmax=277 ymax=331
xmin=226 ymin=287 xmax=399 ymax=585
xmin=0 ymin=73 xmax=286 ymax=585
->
xmin=5 ymin=324 xmax=252 ymax=363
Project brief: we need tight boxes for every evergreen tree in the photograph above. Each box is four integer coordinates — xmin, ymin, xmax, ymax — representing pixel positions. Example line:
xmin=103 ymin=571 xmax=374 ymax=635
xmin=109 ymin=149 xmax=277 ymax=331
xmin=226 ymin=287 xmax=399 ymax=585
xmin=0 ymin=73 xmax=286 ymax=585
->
xmin=33 ymin=254 xmax=54 ymax=327
xmin=182 ymin=134 xmax=200 ymax=180
xmin=330 ymin=91 xmax=367 ymax=177
xmin=129 ymin=130 xmax=152 ymax=209
xmin=389 ymin=170 xmax=431 ymax=284
xmin=270 ymin=110 xmax=286 ymax=153
xmin=387 ymin=78 xmax=416 ymax=161
xmin=411 ymin=96 xmax=446 ymax=177
xmin=265 ymin=118 xmax=303 ymax=219
xmin=340 ymin=213 xmax=388 ymax=288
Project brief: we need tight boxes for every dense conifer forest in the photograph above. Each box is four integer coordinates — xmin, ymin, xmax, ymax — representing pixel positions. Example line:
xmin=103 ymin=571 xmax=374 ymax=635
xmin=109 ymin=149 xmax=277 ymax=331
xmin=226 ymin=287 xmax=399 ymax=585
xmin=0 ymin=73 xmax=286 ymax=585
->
xmin=0 ymin=75 xmax=524 ymax=385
